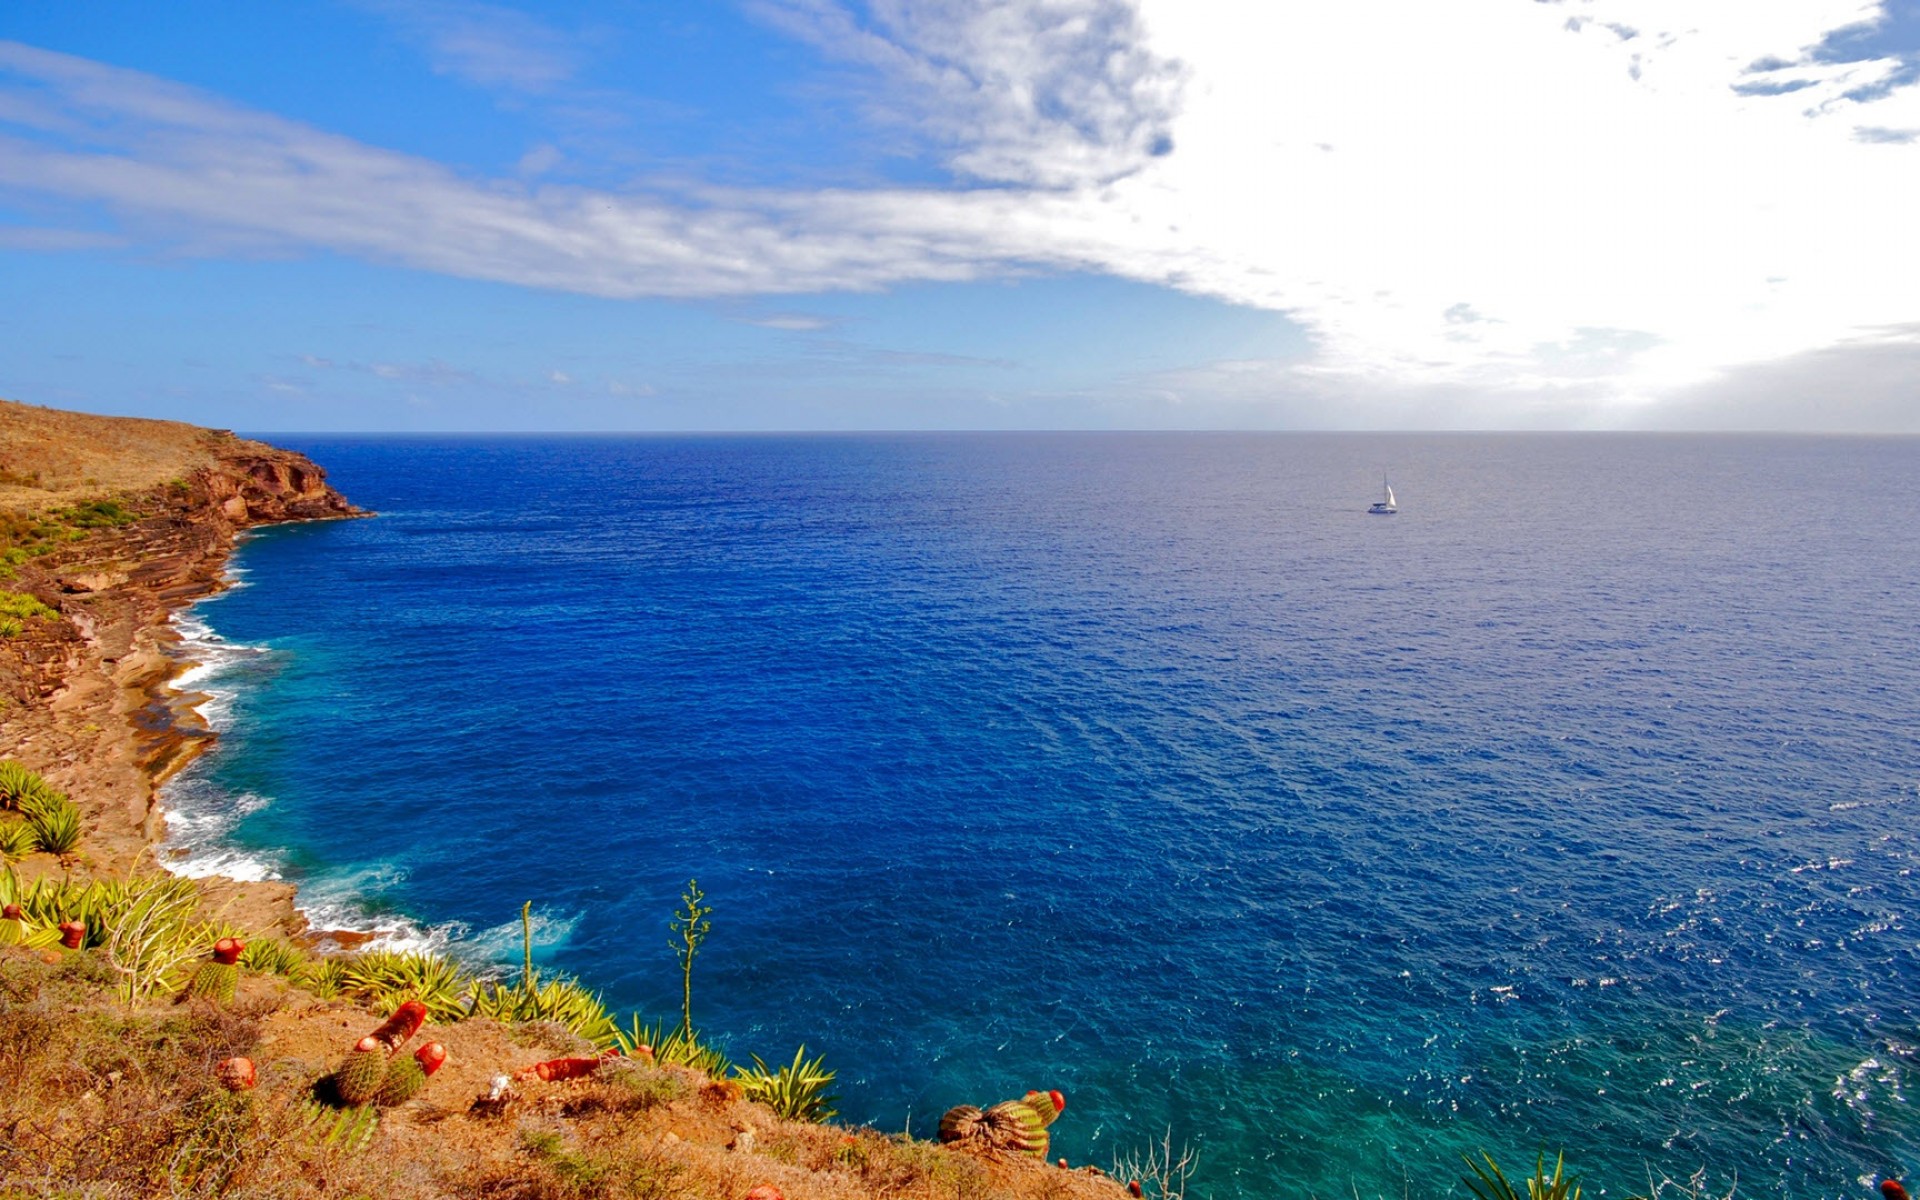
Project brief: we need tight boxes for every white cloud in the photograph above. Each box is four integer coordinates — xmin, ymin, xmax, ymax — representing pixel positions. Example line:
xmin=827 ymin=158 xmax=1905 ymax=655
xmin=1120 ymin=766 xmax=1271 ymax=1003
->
xmin=743 ymin=313 xmax=838 ymax=331
xmin=4 ymin=2 xmax=1920 ymax=428
xmin=745 ymin=0 xmax=1184 ymax=187
xmin=352 ymin=0 xmax=581 ymax=93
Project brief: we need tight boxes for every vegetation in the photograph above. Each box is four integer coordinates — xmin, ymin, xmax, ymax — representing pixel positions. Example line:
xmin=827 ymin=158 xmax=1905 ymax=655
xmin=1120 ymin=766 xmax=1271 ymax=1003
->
xmin=0 ymin=590 xmax=54 ymax=636
xmin=735 ymin=1043 xmax=840 ymax=1121
xmin=671 ymin=877 xmax=712 ymax=1041
xmin=1112 ymin=1130 xmax=1200 ymax=1200
xmin=0 ymin=819 xmax=34 ymax=863
xmin=0 ymin=762 xmax=83 ymax=855
xmin=1464 ymin=1151 xmax=1582 ymax=1200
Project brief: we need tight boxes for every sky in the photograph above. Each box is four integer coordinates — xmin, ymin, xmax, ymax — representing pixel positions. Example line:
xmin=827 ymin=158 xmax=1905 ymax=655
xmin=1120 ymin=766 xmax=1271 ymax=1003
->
xmin=2 ymin=1 xmax=1919 ymax=432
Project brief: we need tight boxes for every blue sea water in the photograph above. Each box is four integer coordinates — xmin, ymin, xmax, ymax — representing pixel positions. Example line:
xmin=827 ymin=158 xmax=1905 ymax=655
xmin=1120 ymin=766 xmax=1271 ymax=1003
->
xmin=163 ymin=433 xmax=1920 ymax=1199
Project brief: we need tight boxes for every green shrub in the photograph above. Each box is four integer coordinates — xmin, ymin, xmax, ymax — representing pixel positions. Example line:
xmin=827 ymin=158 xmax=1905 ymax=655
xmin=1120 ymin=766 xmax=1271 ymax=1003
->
xmin=469 ymin=973 xmax=618 ymax=1045
xmin=0 ymin=618 xmax=20 ymax=639
xmin=613 ymin=1015 xmax=731 ymax=1077
xmin=1464 ymin=1152 xmax=1582 ymax=1200
xmin=0 ymin=820 xmax=36 ymax=863
xmin=54 ymin=499 xmax=138 ymax=528
xmin=339 ymin=948 xmax=471 ymax=1021
xmin=27 ymin=795 xmax=82 ymax=856
xmin=733 ymin=1044 xmax=838 ymax=1121
xmin=293 ymin=956 xmax=347 ymax=999
xmin=238 ymin=937 xmax=304 ymax=977
xmin=0 ymin=591 xmax=56 ymax=622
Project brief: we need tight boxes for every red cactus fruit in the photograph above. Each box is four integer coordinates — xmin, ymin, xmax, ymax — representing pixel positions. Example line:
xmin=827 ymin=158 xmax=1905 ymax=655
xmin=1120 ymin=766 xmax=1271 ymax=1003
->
xmin=57 ymin=920 xmax=85 ymax=949
xmin=524 ymin=1055 xmax=604 ymax=1082
xmin=416 ymin=1041 xmax=448 ymax=1076
xmin=1128 ymin=1182 xmax=1143 ymax=1198
xmin=2 ymin=903 xmax=21 ymax=919
xmin=1884 ymin=1182 xmax=1911 ymax=1200
xmin=1049 ymin=1089 xmax=1065 ymax=1114
xmin=212 ymin=937 xmax=245 ymax=965
xmin=744 ymin=1187 xmax=785 ymax=1200
xmin=367 ymin=999 xmax=428 ymax=1050
xmin=215 ymin=1056 xmax=256 ymax=1091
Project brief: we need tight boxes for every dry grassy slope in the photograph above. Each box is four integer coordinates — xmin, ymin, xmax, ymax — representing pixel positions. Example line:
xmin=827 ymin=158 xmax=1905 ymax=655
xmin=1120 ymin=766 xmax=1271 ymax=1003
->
xmin=0 ymin=950 xmax=1124 ymax=1200
xmin=0 ymin=397 xmax=244 ymax=510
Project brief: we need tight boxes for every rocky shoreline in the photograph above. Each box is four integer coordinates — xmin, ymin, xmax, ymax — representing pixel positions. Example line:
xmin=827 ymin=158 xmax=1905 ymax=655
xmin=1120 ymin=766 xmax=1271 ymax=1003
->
xmin=1 ymin=402 xmax=364 ymax=936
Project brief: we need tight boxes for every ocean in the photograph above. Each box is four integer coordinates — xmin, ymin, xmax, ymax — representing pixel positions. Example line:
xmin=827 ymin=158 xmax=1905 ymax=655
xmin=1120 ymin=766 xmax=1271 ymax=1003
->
xmin=160 ymin=433 xmax=1920 ymax=1198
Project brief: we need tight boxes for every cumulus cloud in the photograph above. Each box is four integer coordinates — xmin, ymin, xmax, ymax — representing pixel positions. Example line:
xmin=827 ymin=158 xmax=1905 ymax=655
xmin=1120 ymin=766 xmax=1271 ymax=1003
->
xmin=745 ymin=0 xmax=1185 ymax=186
xmin=5 ymin=0 xmax=1920 ymax=427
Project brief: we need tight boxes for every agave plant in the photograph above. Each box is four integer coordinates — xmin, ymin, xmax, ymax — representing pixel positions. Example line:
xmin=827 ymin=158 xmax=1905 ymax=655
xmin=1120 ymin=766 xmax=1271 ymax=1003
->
xmin=0 ymin=761 xmax=40 ymax=808
xmin=1463 ymin=1151 xmax=1583 ymax=1200
xmin=613 ymin=1015 xmax=732 ymax=1077
xmin=0 ymin=819 xmax=36 ymax=863
xmin=239 ymin=937 xmax=305 ymax=977
xmin=469 ymin=973 xmax=619 ymax=1045
xmin=27 ymin=796 xmax=83 ymax=856
xmin=100 ymin=873 xmax=208 ymax=1003
xmin=733 ymin=1045 xmax=838 ymax=1122
xmin=340 ymin=949 xmax=471 ymax=1021
xmin=294 ymin=956 xmax=348 ymax=999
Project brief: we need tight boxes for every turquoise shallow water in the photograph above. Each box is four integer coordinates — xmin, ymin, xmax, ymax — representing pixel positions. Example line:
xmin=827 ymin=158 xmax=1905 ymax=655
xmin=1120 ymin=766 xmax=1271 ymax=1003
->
xmin=163 ymin=433 xmax=1920 ymax=1198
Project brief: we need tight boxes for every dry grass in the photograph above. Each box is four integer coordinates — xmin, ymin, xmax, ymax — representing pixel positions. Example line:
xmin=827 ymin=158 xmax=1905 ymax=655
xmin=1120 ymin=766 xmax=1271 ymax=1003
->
xmin=0 ymin=396 xmax=237 ymax=510
xmin=0 ymin=947 xmax=1130 ymax=1200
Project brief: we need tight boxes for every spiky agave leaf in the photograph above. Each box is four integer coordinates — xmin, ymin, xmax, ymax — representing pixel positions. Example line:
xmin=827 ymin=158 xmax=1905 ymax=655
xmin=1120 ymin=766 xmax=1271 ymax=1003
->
xmin=733 ymin=1045 xmax=838 ymax=1122
xmin=613 ymin=1014 xmax=730 ymax=1076
xmin=239 ymin=937 xmax=303 ymax=976
xmin=26 ymin=795 xmax=81 ymax=856
xmin=0 ymin=761 xmax=38 ymax=809
xmin=0 ymin=819 xmax=36 ymax=863
xmin=340 ymin=950 xmax=470 ymax=1022
xmin=294 ymin=957 xmax=347 ymax=999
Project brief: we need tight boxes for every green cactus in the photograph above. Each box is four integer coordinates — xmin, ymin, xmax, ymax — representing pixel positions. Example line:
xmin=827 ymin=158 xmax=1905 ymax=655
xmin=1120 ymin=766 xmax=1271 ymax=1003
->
xmin=300 ymin=1098 xmax=379 ymax=1153
xmin=1022 ymin=1089 xmax=1064 ymax=1127
xmin=0 ymin=912 xmax=27 ymax=947
xmin=187 ymin=960 xmax=239 ymax=1005
xmin=375 ymin=1054 xmax=425 ymax=1107
xmin=939 ymin=1100 xmax=1049 ymax=1158
xmin=332 ymin=1042 xmax=389 ymax=1107
xmin=988 ymin=1099 xmax=1049 ymax=1158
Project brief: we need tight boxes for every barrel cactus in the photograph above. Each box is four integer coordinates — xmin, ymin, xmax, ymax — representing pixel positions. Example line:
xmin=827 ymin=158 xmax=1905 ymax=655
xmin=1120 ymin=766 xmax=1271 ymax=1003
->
xmin=186 ymin=938 xmax=245 ymax=1004
xmin=332 ymin=1036 xmax=390 ymax=1106
xmin=938 ymin=1094 xmax=1056 ymax=1158
xmin=376 ymin=1041 xmax=447 ymax=1107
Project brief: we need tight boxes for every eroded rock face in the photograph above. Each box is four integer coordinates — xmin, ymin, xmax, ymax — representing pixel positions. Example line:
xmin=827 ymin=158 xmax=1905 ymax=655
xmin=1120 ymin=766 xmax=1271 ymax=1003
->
xmin=197 ymin=447 xmax=362 ymax=526
xmin=0 ymin=433 xmax=364 ymax=881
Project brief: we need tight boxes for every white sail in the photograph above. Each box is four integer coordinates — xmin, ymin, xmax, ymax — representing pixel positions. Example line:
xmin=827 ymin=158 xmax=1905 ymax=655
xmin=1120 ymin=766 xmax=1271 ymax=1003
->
xmin=1385 ymin=484 xmax=1396 ymax=507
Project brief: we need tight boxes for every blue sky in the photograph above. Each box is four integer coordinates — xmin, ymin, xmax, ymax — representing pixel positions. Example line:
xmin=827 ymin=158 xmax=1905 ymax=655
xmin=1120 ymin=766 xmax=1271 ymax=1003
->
xmin=3 ymin=1 xmax=1919 ymax=431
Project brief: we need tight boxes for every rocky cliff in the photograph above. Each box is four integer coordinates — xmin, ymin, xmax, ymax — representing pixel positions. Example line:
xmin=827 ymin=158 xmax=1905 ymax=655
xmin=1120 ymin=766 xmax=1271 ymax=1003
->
xmin=0 ymin=399 xmax=361 ymax=922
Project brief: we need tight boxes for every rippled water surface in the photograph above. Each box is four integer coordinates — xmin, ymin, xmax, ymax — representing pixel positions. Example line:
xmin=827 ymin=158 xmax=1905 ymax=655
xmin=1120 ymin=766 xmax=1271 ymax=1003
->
xmin=165 ymin=434 xmax=1920 ymax=1198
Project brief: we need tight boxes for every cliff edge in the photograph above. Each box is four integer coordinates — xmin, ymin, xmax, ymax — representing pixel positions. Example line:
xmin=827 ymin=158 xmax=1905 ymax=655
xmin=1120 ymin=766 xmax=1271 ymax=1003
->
xmin=0 ymin=397 xmax=362 ymax=916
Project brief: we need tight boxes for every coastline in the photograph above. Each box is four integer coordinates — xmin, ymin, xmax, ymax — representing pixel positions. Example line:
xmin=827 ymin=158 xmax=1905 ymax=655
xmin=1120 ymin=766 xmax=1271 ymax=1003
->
xmin=155 ymin=553 xmax=428 ymax=951
xmin=0 ymin=403 xmax=366 ymax=939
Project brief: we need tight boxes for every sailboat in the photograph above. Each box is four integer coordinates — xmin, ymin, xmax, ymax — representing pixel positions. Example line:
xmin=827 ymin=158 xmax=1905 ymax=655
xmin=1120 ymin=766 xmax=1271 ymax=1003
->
xmin=1367 ymin=478 xmax=1398 ymax=515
